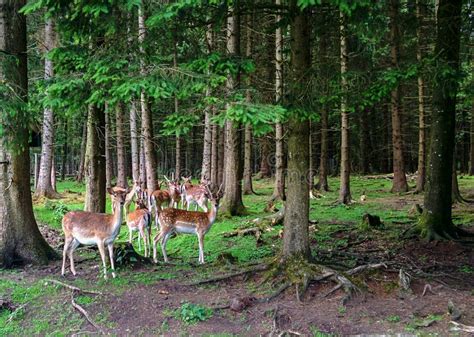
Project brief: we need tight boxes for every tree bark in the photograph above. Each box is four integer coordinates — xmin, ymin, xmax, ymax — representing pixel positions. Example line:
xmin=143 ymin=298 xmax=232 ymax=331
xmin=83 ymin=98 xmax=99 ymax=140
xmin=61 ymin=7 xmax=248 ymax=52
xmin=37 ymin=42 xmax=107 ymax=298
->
xmin=139 ymin=136 xmax=147 ymax=190
xmin=220 ymin=1 xmax=246 ymax=216
xmin=243 ymin=124 xmax=254 ymax=194
xmin=61 ymin=120 xmax=68 ymax=181
xmin=175 ymin=135 xmax=181 ymax=179
xmin=116 ymin=102 xmax=128 ymax=188
xmin=389 ymin=0 xmax=409 ymax=193
xmin=217 ymin=126 xmax=225 ymax=187
xmin=130 ymin=101 xmax=140 ymax=183
xmin=418 ymin=0 xmax=462 ymax=239
xmin=415 ymin=0 xmax=427 ymax=191
xmin=76 ymin=119 xmax=87 ymax=182
xmin=272 ymin=0 xmax=286 ymax=200
xmin=469 ymin=101 xmax=474 ymax=175
xmin=243 ymin=14 xmax=254 ymax=195
xmin=338 ymin=11 xmax=351 ymax=205
xmin=359 ymin=108 xmax=370 ymax=174
xmin=0 ymin=0 xmax=56 ymax=266
xmin=201 ymin=26 xmax=213 ymax=183
xmin=282 ymin=0 xmax=311 ymax=260
xmin=210 ymin=119 xmax=219 ymax=186
xmin=139 ymin=2 xmax=157 ymax=191
xmin=84 ymin=105 xmax=106 ymax=213
xmin=105 ymin=108 xmax=113 ymax=189
xmin=35 ymin=18 xmax=59 ymax=198
xmin=259 ymin=138 xmax=272 ymax=178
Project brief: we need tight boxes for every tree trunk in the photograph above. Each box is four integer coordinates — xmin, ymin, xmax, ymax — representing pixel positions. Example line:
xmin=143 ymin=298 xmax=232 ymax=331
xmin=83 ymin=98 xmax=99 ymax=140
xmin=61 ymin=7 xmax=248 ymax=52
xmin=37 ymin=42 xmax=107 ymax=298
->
xmin=258 ymin=138 xmax=272 ymax=178
xmin=389 ymin=0 xmax=409 ymax=193
xmin=61 ymin=120 xmax=68 ymax=181
xmin=201 ymin=27 xmax=213 ymax=183
xmin=76 ymin=119 xmax=87 ymax=182
xmin=84 ymin=105 xmax=106 ymax=213
xmin=338 ymin=11 xmax=351 ymax=204
xmin=175 ymin=135 xmax=181 ymax=179
xmin=139 ymin=136 xmax=147 ymax=190
xmin=116 ymin=102 xmax=128 ymax=188
xmin=415 ymin=0 xmax=427 ymax=191
xmin=243 ymin=15 xmax=254 ymax=195
xmin=220 ymin=1 xmax=246 ymax=216
xmin=0 ymin=0 xmax=56 ymax=266
xmin=35 ymin=18 xmax=59 ymax=198
xmin=418 ymin=0 xmax=462 ymax=239
xmin=105 ymin=108 xmax=113 ymax=189
xmin=210 ymin=118 xmax=219 ymax=186
xmin=243 ymin=124 xmax=254 ymax=194
xmin=359 ymin=108 xmax=370 ymax=174
xmin=469 ymin=101 xmax=474 ymax=175
xmin=217 ymin=126 xmax=225 ymax=186
xmin=282 ymin=0 xmax=311 ymax=260
xmin=130 ymin=101 xmax=140 ymax=183
xmin=139 ymin=2 xmax=157 ymax=191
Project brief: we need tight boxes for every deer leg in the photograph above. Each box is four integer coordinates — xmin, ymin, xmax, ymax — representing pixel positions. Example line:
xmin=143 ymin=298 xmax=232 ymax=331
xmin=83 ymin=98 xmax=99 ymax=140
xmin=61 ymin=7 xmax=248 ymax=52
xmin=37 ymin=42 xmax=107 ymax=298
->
xmin=147 ymin=223 xmax=152 ymax=258
xmin=197 ymin=232 xmax=205 ymax=264
xmin=161 ymin=232 xmax=172 ymax=263
xmin=68 ymin=239 xmax=80 ymax=276
xmin=97 ymin=240 xmax=108 ymax=279
xmin=153 ymin=232 xmax=163 ymax=263
xmin=139 ymin=224 xmax=146 ymax=257
xmin=107 ymin=243 xmax=116 ymax=278
xmin=137 ymin=229 xmax=142 ymax=251
xmin=128 ymin=227 xmax=133 ymax=244
xmin=62 ymin=236 xmax=73 ymax=276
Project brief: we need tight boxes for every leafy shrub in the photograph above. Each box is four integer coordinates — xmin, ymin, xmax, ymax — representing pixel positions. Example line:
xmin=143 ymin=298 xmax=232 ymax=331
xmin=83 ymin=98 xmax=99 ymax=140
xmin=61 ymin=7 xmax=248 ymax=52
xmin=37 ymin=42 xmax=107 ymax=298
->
xmin=175 ymin=302 xmax=213 ymax=324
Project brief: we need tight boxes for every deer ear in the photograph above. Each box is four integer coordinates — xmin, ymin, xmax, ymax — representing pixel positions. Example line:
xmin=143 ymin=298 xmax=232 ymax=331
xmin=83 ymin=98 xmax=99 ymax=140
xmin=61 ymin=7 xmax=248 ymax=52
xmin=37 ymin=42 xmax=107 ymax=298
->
xmin=107 ymin=187 xmax=114 ymax=195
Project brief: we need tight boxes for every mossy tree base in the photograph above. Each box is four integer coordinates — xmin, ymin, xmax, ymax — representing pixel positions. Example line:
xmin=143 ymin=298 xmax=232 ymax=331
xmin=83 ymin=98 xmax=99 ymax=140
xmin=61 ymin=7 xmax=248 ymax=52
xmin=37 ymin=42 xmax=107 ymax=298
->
xmin=416 ymin=213 xmax=474 ymax=241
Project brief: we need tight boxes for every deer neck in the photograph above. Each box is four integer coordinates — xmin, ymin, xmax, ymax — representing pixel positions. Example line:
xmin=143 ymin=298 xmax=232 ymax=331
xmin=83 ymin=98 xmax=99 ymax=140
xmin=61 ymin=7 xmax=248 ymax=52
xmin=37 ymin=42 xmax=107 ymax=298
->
xmin=207 ymin=203 xmax=219 ymax=225
xmin=110 ymin=203 xmax=124 ymax=237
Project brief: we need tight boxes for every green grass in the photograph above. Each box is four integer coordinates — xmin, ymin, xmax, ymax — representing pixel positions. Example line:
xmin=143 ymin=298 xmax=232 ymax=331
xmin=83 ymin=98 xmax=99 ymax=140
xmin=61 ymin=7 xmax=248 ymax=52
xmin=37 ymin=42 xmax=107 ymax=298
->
xmin=1 ymin=175 xmax=471 ymax=336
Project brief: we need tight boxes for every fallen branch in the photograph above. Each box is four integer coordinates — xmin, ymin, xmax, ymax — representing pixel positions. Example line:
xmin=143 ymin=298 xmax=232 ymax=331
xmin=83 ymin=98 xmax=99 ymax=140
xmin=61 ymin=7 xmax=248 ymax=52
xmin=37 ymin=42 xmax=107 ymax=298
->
xmin=44 ymin=279 xmax=103 ymax=295
xmin=6 ymin=303 xmax=27 ymax=324
xmin=449 ymin=321 xmax=474 ymax=333
xmin=45 ymin=279 xmax=104 ymax=334
xmin=71 ymin=292 xmax=105 ymax=334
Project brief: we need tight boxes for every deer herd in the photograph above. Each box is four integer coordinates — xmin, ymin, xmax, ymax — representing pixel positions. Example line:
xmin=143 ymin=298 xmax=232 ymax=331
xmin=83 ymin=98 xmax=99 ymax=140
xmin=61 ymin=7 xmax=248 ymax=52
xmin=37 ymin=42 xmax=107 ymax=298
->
xmin=61 ymin=176 xmax=223 ymax=279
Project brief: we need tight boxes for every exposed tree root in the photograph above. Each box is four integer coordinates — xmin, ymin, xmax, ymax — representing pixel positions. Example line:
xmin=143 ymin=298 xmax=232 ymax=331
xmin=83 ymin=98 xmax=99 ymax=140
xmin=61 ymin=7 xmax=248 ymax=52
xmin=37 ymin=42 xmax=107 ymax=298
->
xmin=46 ymin=279 xmax=104 ymax=334
xmin=187 ymin=257 xmax=389 ymax=307
xmin=183 ymin=264 xmax=269 ymax=286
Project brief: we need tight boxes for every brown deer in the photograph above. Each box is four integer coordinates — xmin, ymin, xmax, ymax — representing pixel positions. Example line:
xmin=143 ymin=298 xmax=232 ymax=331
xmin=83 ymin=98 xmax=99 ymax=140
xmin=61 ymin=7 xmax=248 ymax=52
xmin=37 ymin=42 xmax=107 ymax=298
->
xmin=110 ymin=181 xmax=143 ymax=215
xmin=180 ymin=176 xmax=209 ymax=212
xmin=153 ymin=185 xmax=222 ymax=264
xmin=164 ymin=176 xmax=181 ymax=208
xmin=62 ymin=188 xmax=128 ymax=279
xmin=126 ymin=197 xmax=152 ymax=257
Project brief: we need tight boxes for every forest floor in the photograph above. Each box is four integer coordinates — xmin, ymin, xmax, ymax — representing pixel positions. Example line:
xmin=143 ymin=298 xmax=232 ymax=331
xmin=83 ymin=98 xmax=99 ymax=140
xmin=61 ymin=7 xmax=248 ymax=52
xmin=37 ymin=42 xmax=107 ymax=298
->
xmin=1 ymin=175 xmax=474 ymax=336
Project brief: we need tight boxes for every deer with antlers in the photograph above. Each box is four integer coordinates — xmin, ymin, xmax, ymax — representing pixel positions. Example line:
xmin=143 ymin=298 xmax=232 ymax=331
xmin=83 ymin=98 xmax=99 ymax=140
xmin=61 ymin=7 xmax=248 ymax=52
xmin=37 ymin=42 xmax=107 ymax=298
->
xmin=62 ymin=188 xmax=128 ymax=279
xmin=180 ymin=176 xmax=209 ymax=212
xmin=153 ymin=184 xmax=223 ymax=264
xmin=126 ymin=197 xmax=152 ymax=257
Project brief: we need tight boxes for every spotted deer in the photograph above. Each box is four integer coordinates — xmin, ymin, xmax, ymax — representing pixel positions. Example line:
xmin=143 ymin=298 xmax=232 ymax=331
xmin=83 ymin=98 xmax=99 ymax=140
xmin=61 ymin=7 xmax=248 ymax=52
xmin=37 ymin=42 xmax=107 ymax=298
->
xmin=126 ymin=197 xmax=152 ymax=257
xmin=62 ymin=188 xmax=128 ymax=279
xmin=153 ymin=184 xmax=223 ymax=264
xmin=180 ymin=177 xmax=209 ymax=212
xmin=110 ymin=181 xmax=143 ymax=215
